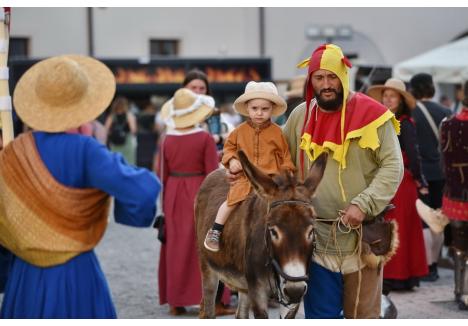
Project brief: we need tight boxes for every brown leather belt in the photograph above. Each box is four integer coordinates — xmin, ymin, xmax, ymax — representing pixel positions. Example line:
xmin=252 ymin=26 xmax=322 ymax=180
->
xmin=317 ymin=219 xmax=335 ymax=225
xmin=317 ymin=219 xmax=375 ymax=225
xmin=169 ymin=171 xmax=204 ymax=177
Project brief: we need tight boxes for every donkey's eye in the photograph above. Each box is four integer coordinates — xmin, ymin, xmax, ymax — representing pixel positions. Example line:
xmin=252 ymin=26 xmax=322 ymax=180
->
xmin=269 ymin=227 xmax=279 ymax=240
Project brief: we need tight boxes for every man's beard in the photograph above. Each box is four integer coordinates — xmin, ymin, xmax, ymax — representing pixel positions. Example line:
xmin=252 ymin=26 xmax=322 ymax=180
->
xmin=314 ymin=88 xmax=344 ymax=111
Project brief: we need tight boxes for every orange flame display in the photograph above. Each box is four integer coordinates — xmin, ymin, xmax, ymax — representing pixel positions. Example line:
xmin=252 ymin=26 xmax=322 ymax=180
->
xmin=114 ymin=67 xmax=262 ymax=84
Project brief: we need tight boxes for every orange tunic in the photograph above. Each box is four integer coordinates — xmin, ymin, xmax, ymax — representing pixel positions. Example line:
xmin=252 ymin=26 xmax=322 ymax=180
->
xmin=222 ymin=120 xmax=296 ymax=205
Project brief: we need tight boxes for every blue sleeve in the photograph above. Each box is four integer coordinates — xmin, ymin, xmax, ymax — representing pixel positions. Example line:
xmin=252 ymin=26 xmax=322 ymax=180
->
xmin=84 ymin=139 xmax=161 ymax=227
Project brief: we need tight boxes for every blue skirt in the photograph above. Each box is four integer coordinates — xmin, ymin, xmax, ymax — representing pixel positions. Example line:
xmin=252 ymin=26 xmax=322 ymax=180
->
xmin=0 ymin=251 xmax=116 ymax=318
xmin=0 ymin=245 xmax=12 ymax=293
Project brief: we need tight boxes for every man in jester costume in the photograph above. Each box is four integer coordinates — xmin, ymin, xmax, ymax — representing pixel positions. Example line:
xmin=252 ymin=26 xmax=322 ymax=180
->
xmin=283 ymin=44 xmax=403 ymax=318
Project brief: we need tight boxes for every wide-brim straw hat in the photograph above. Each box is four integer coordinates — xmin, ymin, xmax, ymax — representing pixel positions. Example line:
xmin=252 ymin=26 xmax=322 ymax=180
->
xmin=285 ymin=75 xmax=306 ymax=99
xmin=234 ymin=81 xmax=286 ymax=117
xmin=160 ymin=88 xmax=214 ymax=129
xmin=367 ymin=78 xmax=416 ymax=109
xmin=13 ymin=55 xmax=116 ymax=132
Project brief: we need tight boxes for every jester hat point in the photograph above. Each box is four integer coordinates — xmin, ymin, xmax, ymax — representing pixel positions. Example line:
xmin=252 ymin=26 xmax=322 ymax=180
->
xmin=297 ymin=43 xmax=352 ymax=111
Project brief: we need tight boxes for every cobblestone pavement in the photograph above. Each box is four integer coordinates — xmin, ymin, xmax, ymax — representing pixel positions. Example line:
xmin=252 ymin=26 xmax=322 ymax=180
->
xmin=1 ymin=218 xmax=467 ymax=319
xmin=388 ymin=266 xmax=467 ymax=319
xmin=92 ymin=220 xmax=468 ymax=319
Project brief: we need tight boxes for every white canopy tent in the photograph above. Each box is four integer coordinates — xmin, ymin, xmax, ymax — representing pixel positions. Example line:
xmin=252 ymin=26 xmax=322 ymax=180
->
xmin=393 ymin=37 xmax=468 ymax=84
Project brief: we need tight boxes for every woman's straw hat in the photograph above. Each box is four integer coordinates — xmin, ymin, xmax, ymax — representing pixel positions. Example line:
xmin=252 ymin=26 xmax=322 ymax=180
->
xmin=13 ymin=55 xmax=116 ymax=132
xmin=160 ymin=88 xmax=215 ymax=129
xmin=234 ymin=81 xmax=286 ymax=117
xmin=367 ymin=78 xmax=416 ymax=109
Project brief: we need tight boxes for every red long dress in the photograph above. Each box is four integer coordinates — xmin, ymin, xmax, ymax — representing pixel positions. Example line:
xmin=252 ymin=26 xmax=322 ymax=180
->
xmin=383 ymin=116 xmax=428 ymax=288
xmin=157 ymin=128 xmax=219 ymax=306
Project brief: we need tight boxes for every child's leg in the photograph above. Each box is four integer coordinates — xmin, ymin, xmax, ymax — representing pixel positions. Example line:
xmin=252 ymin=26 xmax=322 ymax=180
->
xmin=204 ymin=201 xmax=235 ymax=252
xmin=214 ymin=201 xmax=235 ymax=226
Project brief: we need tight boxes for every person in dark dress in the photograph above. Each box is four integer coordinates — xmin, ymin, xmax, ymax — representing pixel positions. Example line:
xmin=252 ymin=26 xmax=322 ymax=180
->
xmin=409 ymin=73 xmax=452 ymax=281
xmin=368 ymin=78 xmax=429 ymax=295
xmin=417 ymin=81 xmax=468 ymax=310
xmin=136 ymin=103 xmax=159 ymax=169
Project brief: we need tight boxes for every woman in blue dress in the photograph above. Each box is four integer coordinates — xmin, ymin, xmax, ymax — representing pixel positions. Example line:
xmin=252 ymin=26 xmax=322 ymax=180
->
xmin=0 ymin=55 xmax=160 ymax=318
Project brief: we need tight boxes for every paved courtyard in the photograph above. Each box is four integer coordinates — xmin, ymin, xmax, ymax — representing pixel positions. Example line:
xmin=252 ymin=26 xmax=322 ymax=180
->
xmin=1 ymin=218 xmax=467 ymax=319
xmin=95 ymin=220 xmax=468 ymax=319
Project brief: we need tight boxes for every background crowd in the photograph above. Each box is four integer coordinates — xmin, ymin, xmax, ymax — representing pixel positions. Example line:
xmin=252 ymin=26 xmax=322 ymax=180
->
xmin=0 ymin=52 xmax=467 ymax=317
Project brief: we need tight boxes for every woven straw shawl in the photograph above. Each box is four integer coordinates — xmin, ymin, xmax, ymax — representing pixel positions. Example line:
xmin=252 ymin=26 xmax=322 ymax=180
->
xmin=0 ymin=132 xmax=111 ymax=267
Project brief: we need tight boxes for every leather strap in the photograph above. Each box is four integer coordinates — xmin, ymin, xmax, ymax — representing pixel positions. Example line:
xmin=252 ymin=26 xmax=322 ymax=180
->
xmin=417 ymin=101 xmax=440 ymax=141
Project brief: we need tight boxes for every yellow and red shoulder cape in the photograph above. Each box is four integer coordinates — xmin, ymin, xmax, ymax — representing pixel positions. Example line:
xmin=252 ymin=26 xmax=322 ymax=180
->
xmin=299 ymin=93 xmax=399 ymax=200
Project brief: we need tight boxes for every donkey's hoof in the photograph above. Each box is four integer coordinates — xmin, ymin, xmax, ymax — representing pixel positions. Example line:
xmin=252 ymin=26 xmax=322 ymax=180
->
xmin=199 ymin=310 xmax=216 ymax=319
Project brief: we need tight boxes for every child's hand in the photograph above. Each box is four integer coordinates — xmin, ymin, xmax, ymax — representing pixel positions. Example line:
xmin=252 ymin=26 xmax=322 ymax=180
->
xmin=225 ymin=169 xmax=241 ymax=184
xmin=229 ymin=158 xmax=243 ymax=174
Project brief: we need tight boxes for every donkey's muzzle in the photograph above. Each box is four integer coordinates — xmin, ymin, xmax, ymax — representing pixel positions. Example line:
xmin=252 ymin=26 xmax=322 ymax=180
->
xmin=284 ymin=282 xmax=307 ymax=304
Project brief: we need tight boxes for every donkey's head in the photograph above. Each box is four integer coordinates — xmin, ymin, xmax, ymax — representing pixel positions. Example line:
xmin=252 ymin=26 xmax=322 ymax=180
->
xmin=238 ymin=150 xmax=327 ymax=304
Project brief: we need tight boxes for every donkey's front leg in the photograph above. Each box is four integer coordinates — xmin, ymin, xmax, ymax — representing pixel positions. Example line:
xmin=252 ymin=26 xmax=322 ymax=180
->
xmin=248 ymin=285 xmax=269 ymax=318
xmin=235 ymin=291 xmax=250 ymax=319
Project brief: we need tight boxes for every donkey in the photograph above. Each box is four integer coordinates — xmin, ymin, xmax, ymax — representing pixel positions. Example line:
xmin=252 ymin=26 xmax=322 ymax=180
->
xmin=195 ymin=150 xmax=327 ymax=318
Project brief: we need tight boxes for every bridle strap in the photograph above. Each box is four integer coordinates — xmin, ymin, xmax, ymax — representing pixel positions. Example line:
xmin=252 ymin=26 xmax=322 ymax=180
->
xmin=271 ymin=258 xmax=309 ymax=282
xmin=264 ymin=198 xmax=314 ymax=306
xmin=265 ymin=199 xmax=314 ymax=283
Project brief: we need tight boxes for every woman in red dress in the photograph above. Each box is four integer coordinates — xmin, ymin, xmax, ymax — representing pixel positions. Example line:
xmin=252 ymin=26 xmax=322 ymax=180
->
xmin=368 ymin=78 xmax=429 ymax=294
xmin=157 ymin=88 xmax=219 ymax=315
xmin=179 ymin=70 xmax=235 ymax=316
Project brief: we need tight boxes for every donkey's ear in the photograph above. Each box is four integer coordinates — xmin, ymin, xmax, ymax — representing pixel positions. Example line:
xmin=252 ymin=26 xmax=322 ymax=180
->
xmin=303 ymin=152 xmax=328 ymax=195
xmin=238 ymin=150 xmax=277 ymax=198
